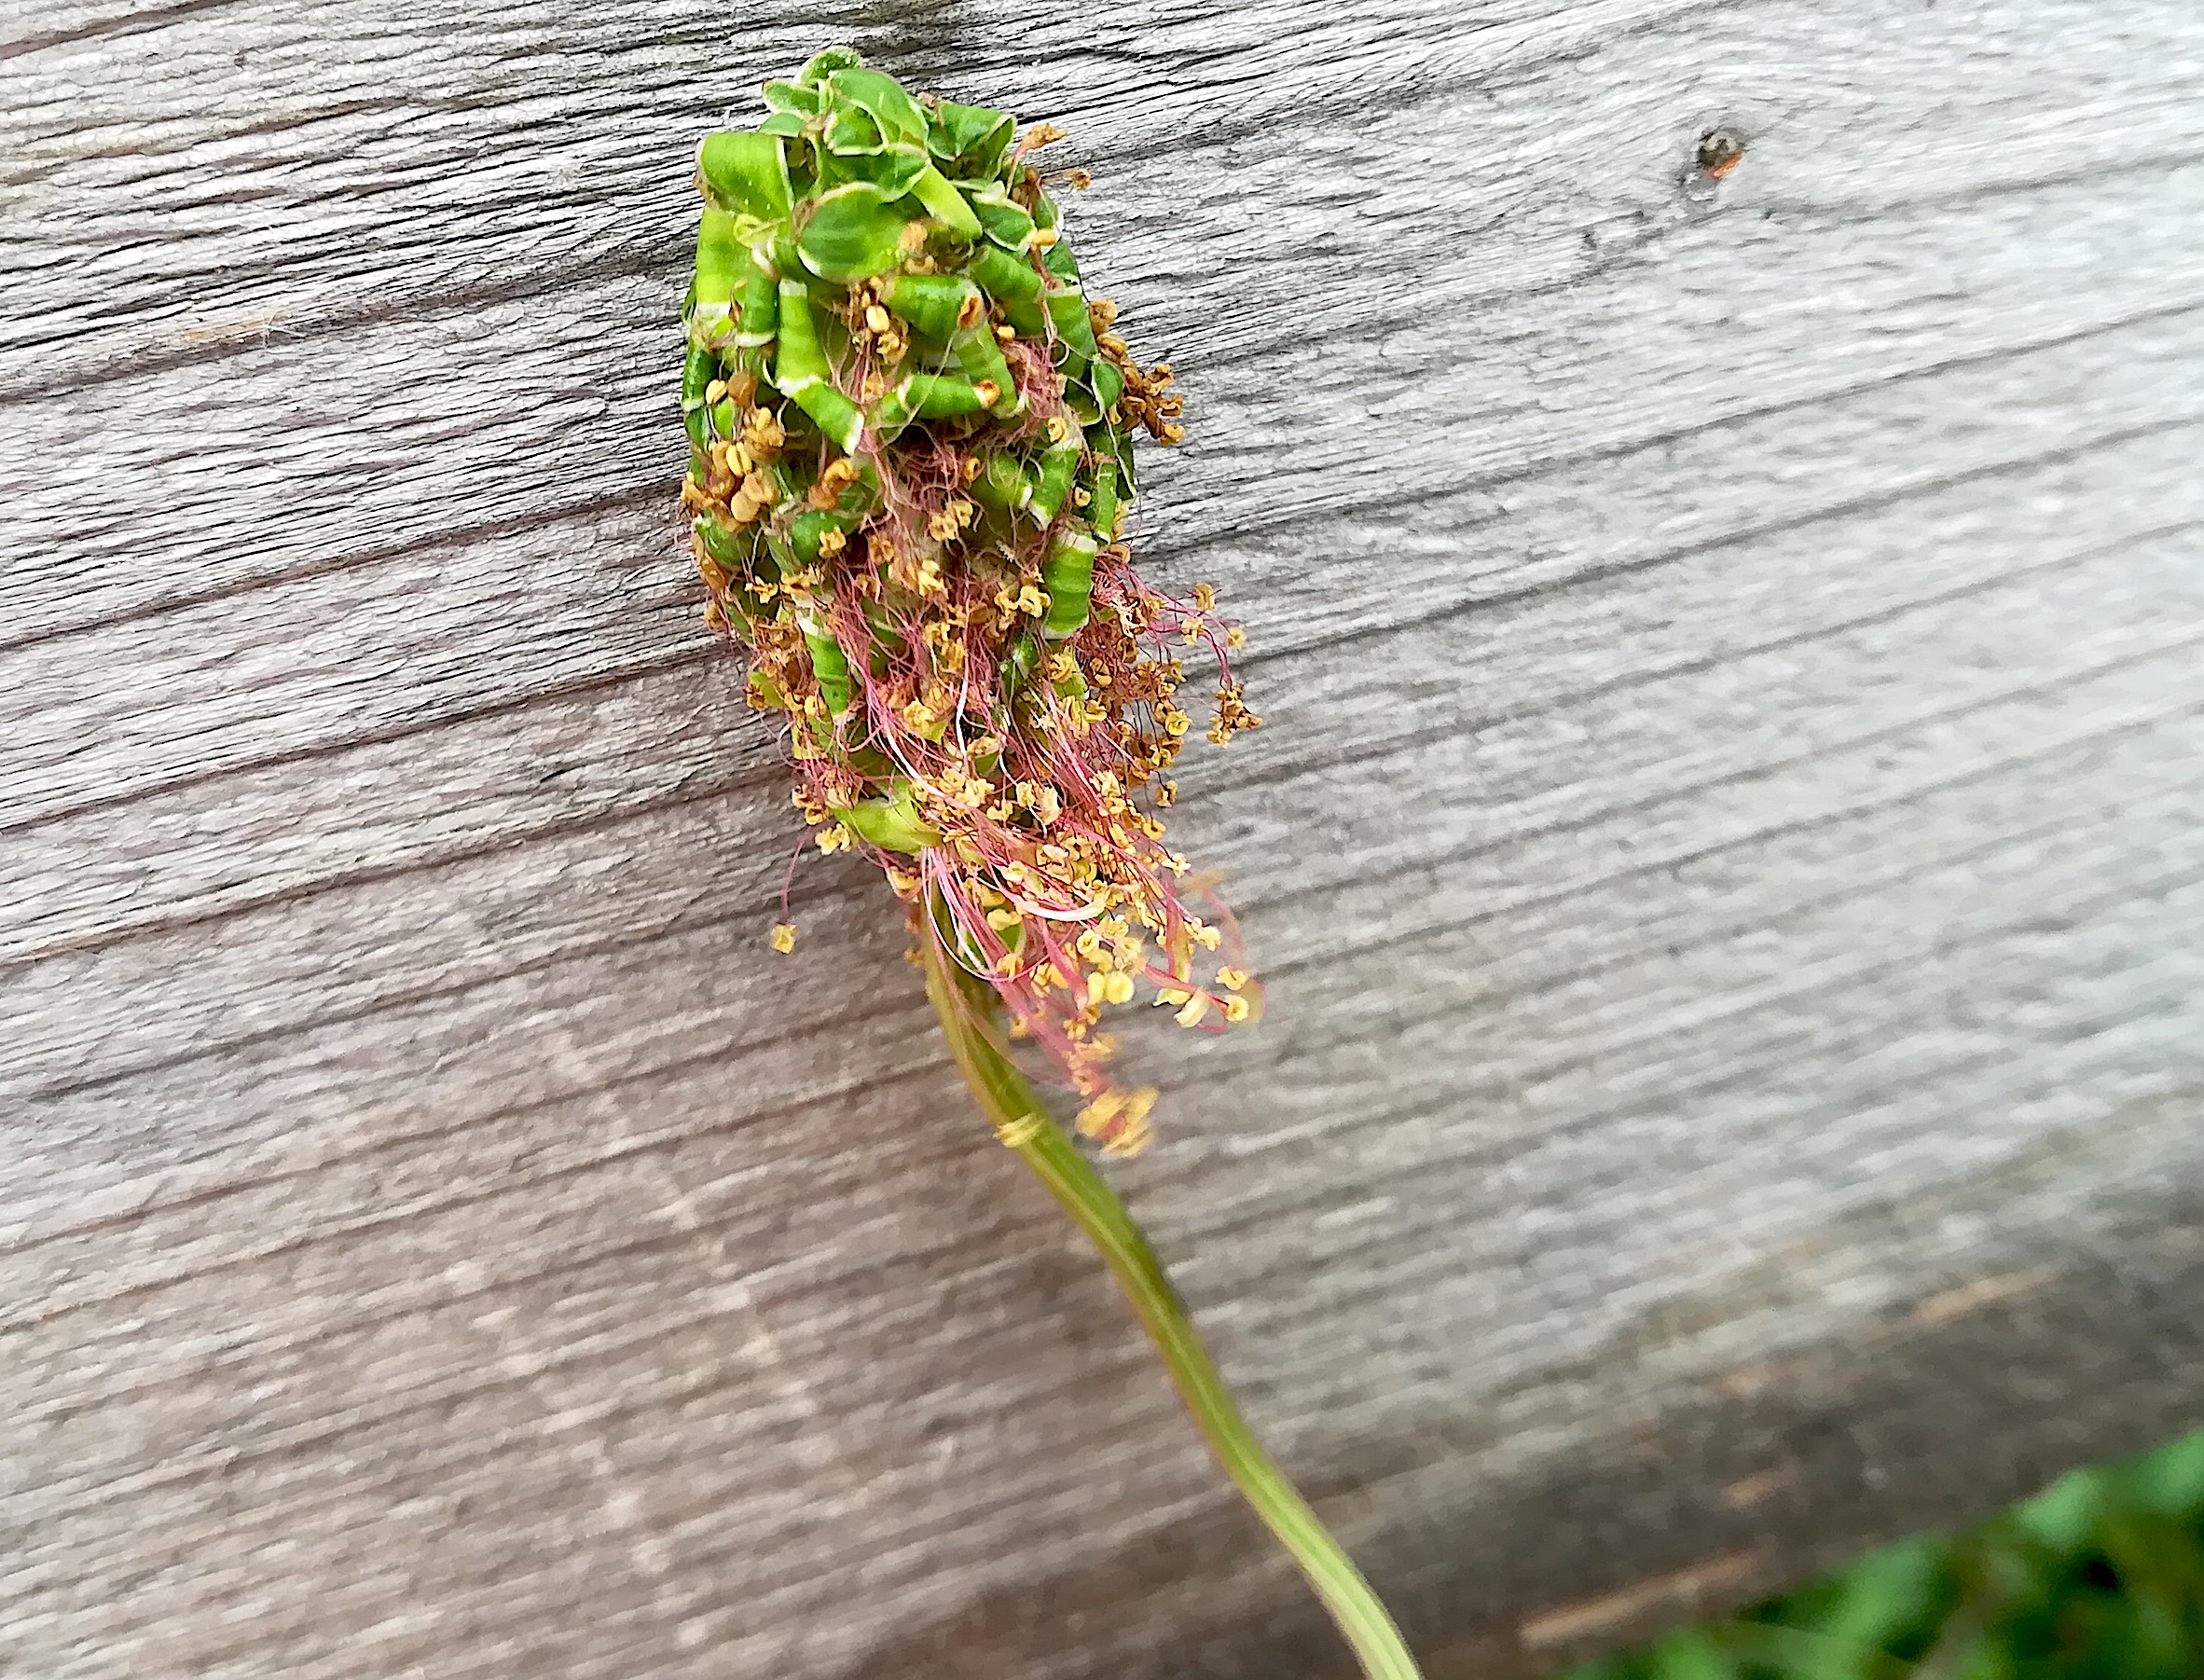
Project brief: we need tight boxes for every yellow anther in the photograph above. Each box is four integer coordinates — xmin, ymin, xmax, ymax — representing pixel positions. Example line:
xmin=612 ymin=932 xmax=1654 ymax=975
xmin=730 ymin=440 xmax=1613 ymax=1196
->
xmin=995 ymin=1111 xmax=1047 ymax=1149
xmin=768 ymin=923 xmax=797 ymax=954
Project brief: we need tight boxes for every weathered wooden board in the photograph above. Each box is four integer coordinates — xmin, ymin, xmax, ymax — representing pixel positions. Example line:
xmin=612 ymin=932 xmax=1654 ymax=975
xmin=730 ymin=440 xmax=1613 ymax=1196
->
xmin=5 ymin=1 xmax=2203 ymax=1675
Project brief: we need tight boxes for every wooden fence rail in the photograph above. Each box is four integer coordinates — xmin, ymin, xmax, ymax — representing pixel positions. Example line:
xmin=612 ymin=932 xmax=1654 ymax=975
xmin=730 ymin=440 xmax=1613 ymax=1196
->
xmin=6 ymin=1 xmax=2202 ymax=1674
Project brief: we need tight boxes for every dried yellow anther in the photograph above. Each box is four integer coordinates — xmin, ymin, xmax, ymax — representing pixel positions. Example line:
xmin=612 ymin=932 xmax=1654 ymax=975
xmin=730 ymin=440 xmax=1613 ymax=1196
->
xmin=994 ymin=1111 xmax=1047 ymax=1149
xmin=768 ymin=923 xmax=797 ymax=954
xmin=742 ymin=406 xmax=785 ymax=454
xmin=1074 ymin=1085 xmax=1157 ymax=1157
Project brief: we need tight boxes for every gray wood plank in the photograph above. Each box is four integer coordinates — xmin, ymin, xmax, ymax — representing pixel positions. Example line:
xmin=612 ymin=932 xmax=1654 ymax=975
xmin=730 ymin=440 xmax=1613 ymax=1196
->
xmin=4 ymin=0 xmax=2202 ymax=1676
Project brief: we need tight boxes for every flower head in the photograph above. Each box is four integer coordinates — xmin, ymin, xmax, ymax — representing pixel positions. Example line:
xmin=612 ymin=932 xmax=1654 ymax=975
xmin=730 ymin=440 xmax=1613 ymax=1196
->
xmin=683 ymin=50 xmax=1260 ymax=1150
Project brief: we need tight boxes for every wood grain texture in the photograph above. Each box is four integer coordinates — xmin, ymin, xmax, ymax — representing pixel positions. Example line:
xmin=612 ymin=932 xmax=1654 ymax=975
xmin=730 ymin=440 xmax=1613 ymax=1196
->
xmin=5 ymin=1 xmax=2202 ymax=1675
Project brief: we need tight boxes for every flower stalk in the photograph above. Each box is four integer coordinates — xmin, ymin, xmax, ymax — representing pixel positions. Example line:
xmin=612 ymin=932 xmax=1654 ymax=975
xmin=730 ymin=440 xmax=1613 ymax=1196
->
xmin=921 ymin=926 xmax=1425 ymax=1679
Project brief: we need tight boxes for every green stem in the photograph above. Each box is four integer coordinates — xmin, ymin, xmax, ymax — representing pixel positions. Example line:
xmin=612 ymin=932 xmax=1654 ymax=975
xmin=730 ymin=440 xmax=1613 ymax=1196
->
xmin=918 ymin=923 xmax=1426 ymax=1680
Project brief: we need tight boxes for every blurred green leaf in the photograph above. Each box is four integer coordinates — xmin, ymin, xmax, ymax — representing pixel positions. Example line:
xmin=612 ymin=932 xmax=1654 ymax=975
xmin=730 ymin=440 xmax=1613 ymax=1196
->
xmin=1563 ymin=1424 xmax=2204 ymax=1680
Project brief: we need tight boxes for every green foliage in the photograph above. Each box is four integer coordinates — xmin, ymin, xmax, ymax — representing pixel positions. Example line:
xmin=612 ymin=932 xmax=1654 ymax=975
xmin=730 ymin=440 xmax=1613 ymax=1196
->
xmin=1567 ymin=1428 xmax=2204 ymax=1680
